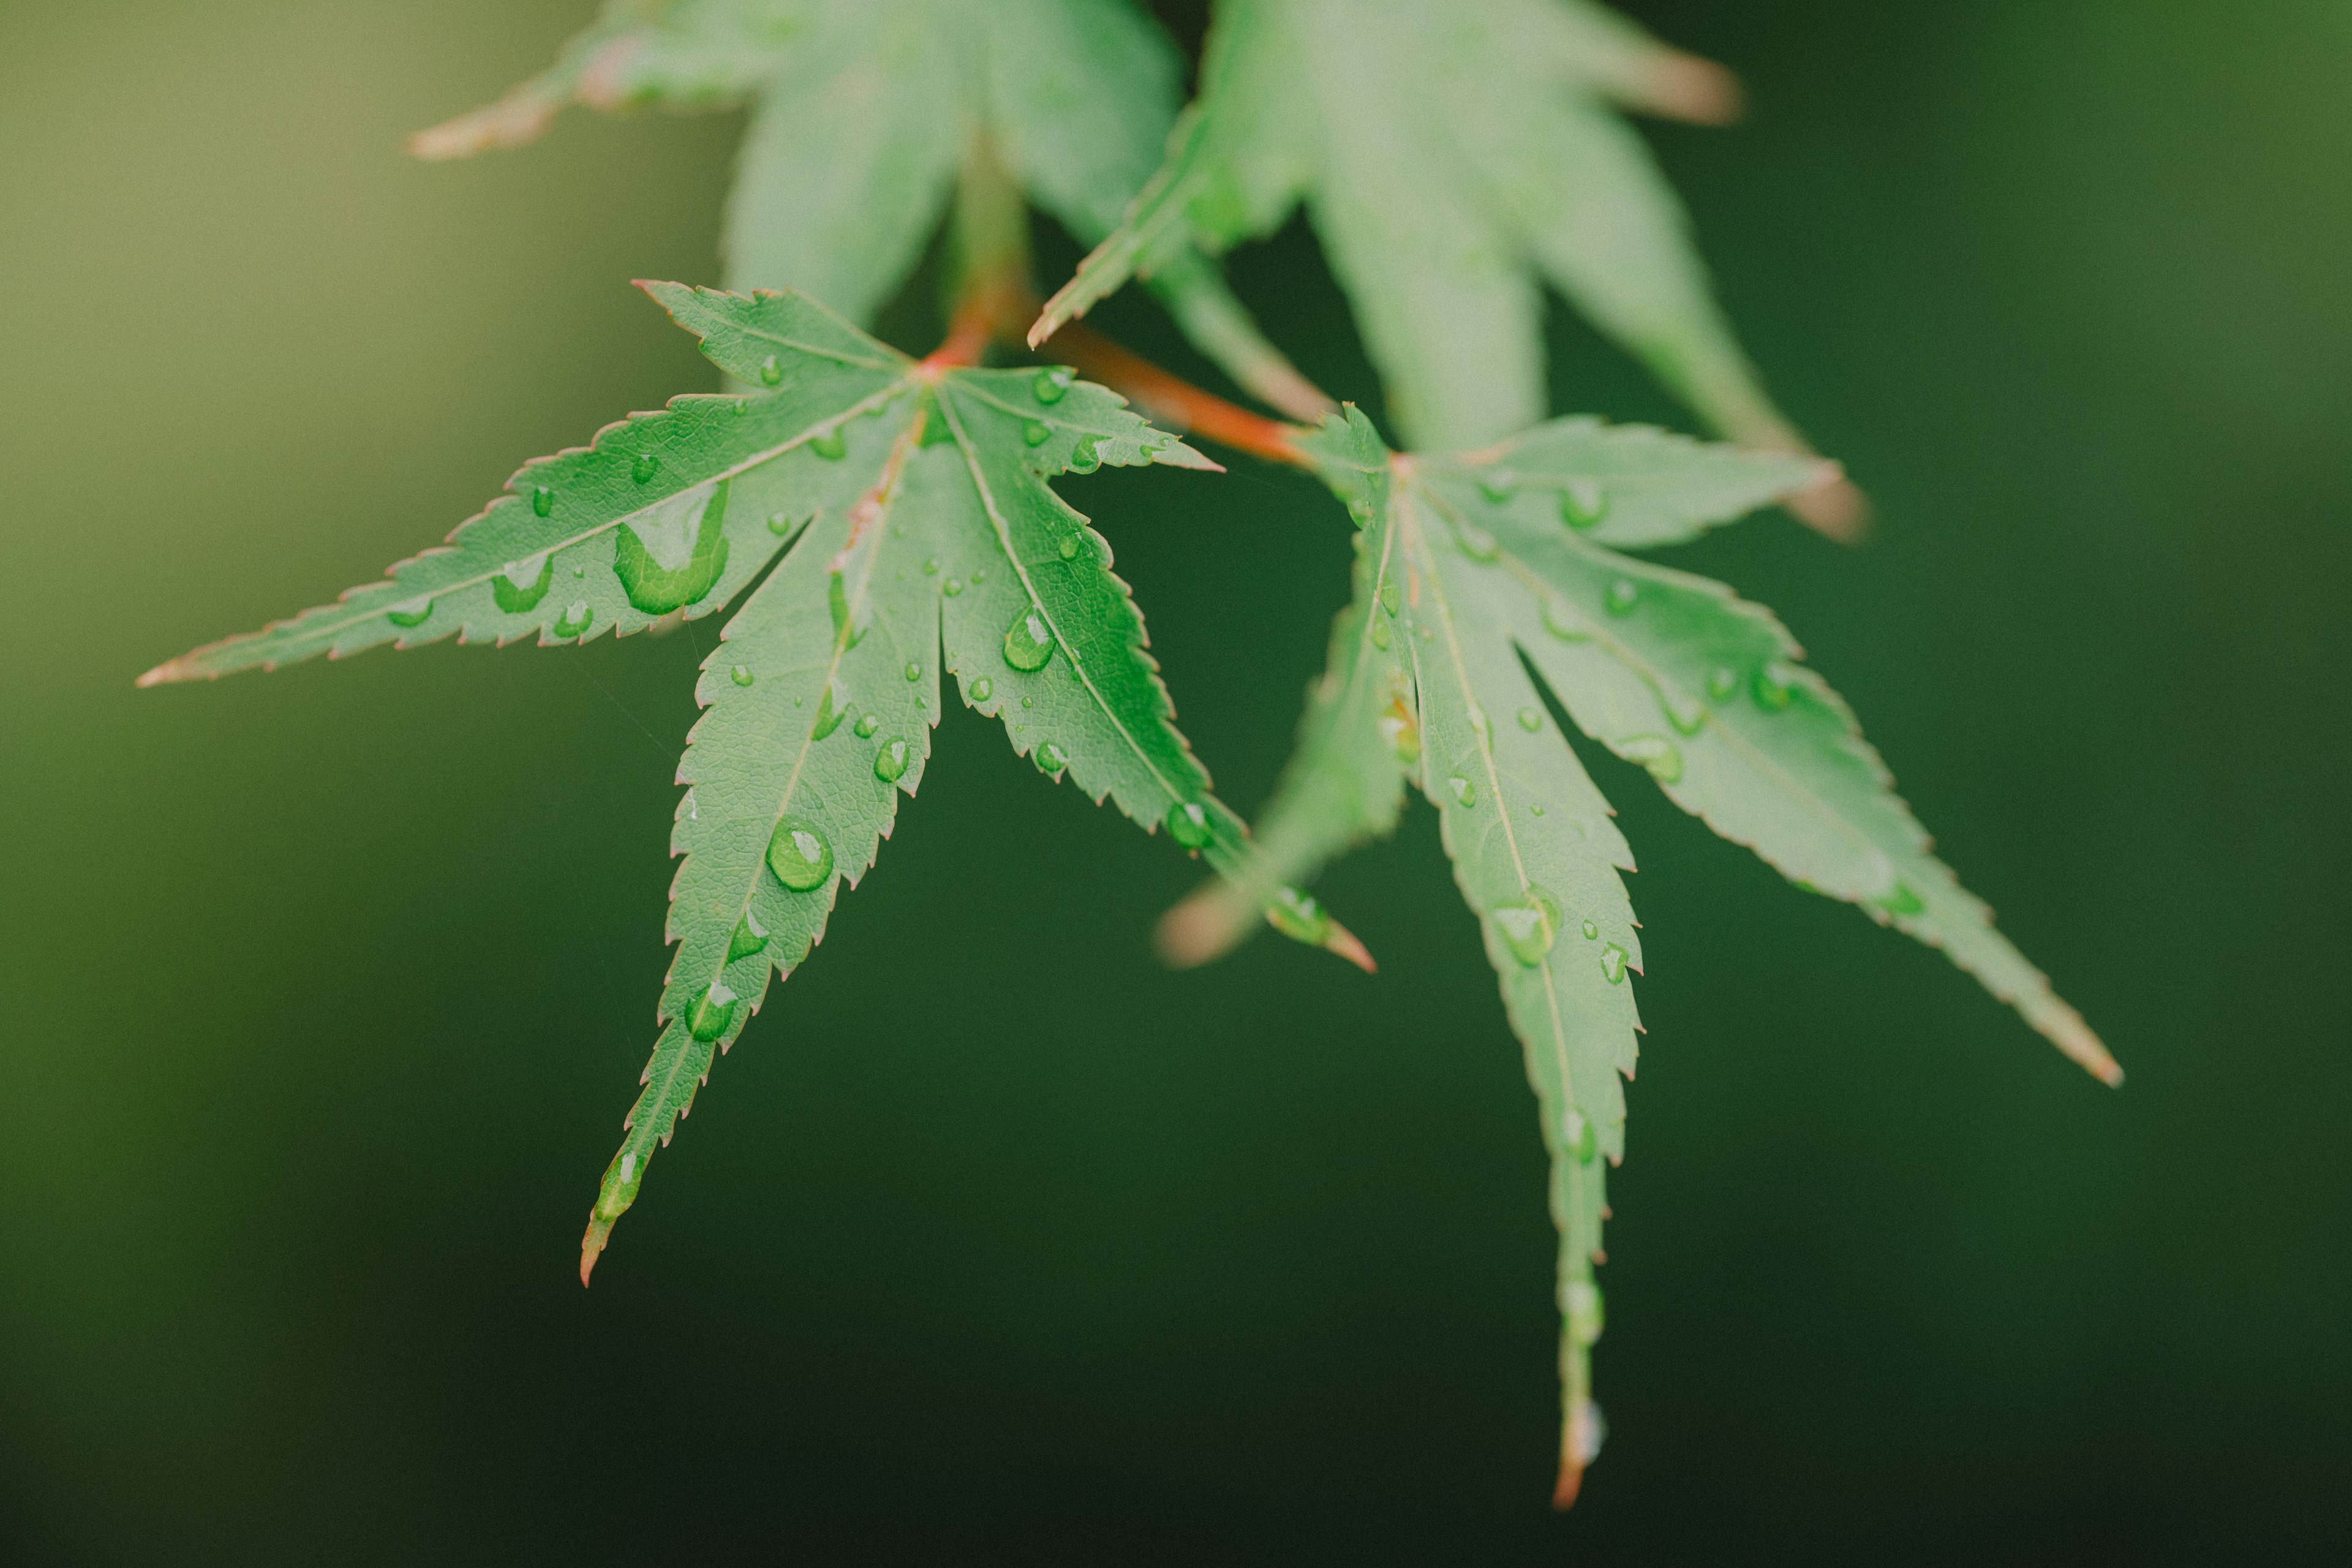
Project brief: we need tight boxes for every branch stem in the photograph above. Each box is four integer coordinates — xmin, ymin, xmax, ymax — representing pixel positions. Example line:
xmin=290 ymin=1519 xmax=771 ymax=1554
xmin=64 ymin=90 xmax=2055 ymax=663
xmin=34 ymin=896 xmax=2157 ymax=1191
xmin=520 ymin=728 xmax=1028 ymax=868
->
xmin=1050 ymin=324 xmax=1314 ymax=469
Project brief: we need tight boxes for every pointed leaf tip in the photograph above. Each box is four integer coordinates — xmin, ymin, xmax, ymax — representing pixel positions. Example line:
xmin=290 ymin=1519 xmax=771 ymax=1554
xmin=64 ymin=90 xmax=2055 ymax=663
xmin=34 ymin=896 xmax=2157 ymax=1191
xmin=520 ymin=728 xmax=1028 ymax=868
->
xmin=580 ymin=1218 xmax=612 ymax=1287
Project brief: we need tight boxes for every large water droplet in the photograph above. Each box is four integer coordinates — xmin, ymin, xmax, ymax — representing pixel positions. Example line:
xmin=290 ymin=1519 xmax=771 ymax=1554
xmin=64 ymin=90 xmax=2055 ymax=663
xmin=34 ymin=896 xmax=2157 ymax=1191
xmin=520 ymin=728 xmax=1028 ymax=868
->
xmin=728 ymin=910 xmax=769 ymax=962
xmin=759 ymin=355 xmax=783 ymax=387
xmin=1661 ymin=690 xmax=1709 ymax=736
xmin=1580 ymin=919 xmax=1599 ymax=941
xmin=1599 ymin=943 xmax=1628 ymax=985
xmin=813 ymin=679 xmax=849 ymax=739
xmin=1033 ymin=368 xmax=1072 ymax=404
xmin=1564 ymin=1107 xmax=1597 ymax=1164
xmin=1450 ymin=776 xmax=1477 ymax=807
xmin=1494 ymin=887 xmax=1562 ymax=967
xmin=1477 ymin=469 xmax=1520 ymax=504
xmin=631 ymin=451 xmax=659 ymax=484
xmin=1023 ymin=420 xmax=1052 ymax=448
xmin=904 ymin=662 xmax=921 ymax=682
xmin=1166 ymin=800 xmax=1213 ymax=850
xmin=1265 ymin=886 xmax=1332 ymax=946
xmin=1619 ymin=734 xmax=1683 ymax=783
xmin=688 ymin=982 xmax=737 ymax=1042
xmin=1035 ymin=742 xmax=1068 ymax=775
xmin=386 ymin=595 xmax=432 ymax=628
xmin=1067 ymin=439 xmax=1102 ymax=475
xmin=729 ymin=664 xmax=754 ymax=687
xmin=1605 ymin=578 xmax=1639 ymax=616
xmin=766 ymin=816 xmax=833 ymax=891
xmin=1543 ymin=597 xmax=1589 ymax=641
xmin=970 ymin=677 xmax=992 ymax=702
xmin=1003 ymin=607 xmax=1056 ymax=671
xmin=1565 ymin=1280 xmax=1605 ymax=1346
xmin=616 ymin=478 xmax=731 ymax=614
xmin=811 ymin=430 xmax=846 ymax=461
xmin=555 ymin=600 xmax=594 ymax=638
xmin=532 ymin=485 xmax=555 ymax=518
xmin=1561 ymin=481 xmax=1608 ymax=530
xmin=494 ymin=552 xmax=554 ymax=614
xmin=1058 ymin=532 xmax=1083 ymax=561
xmin=1753 ymin=663 xmax=1798 ymax=711
xmin=873 ymin=737 xmax=910 ymax=783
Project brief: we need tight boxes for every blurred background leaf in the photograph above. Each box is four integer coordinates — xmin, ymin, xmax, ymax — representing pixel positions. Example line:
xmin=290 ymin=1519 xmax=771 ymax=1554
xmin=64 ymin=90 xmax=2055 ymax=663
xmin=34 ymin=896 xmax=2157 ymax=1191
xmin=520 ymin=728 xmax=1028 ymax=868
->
xmin=1 ymin=0 xmax=2347 ymax=1560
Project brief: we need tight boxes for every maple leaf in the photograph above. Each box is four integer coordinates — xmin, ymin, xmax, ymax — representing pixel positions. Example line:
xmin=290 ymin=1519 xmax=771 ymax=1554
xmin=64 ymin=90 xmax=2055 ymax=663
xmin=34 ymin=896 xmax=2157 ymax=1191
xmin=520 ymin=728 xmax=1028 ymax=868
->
xmin=412 ymin=0 xmax=1331 ymax=420
xmin=1164 ymin=406 xmax=2119 ymax=1506
xmin=1035 ymin=0 xmax=1827 ymax=478
xmin=141 ymin=283 xmax=1368 ymax=1276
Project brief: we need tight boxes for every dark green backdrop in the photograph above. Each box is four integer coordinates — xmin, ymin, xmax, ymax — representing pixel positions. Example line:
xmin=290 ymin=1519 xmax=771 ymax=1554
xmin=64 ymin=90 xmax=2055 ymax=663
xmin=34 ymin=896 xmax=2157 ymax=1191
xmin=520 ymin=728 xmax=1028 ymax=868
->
xmin=3 ymin=1 xmax=2346 ymax=1561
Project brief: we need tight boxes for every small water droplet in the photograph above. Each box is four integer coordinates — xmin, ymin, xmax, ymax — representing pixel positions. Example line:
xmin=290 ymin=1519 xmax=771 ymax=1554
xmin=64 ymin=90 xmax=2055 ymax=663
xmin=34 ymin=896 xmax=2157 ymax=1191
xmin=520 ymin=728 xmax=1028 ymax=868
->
xmin=1518 ymin=707 xmax=1543 ymax=732
xmin=943 ymin=577 xmax=964 ymax=598
xmin=1023 ymin=420 xmax=1052 ymax=448
xmin=1477 ymin=468 xmax=1520 ymax=504
xmin=1580 ymin=919 xmax=1599 ymax=940
xmin=386 ymin=595 xmax=432 ymax=628
xmin=730 ymin=664 xmax=754 ymax=687
xmin=532 ymin=485 xmax=555 ymax=518
xmin=1753 ymin=663 xmax=1798 ymax=711
xmin=873 ymin=737 xmax=911 ymax=783
xmin=1035 ymin=741 xmax=1068 ymax=775
xmin=1543 ymin=596 xmax=1589 ymax=641
xmin=1453 ymin=518 xmax=1501 ymax=561
xmin=1449 ymin=775 xmax=1476 ymax=807
xmin=766 ymin=816 xmax=834 ymax=891
xmin=813 ymin=679 xmax=850 ymax=739
xmin=1878 ymin=880 xmax=1925 ymax=917
xmin=1347 ymin=497 xmax=1374 ymax=529
xmin=727 ymin=910 xmax=769 ymax=962
xmin=1706 ymin=666 xmax=1740 ymax=701
xmin=1618 ymin=734 xmax=1683 ymax=783
xmin=1067 ymin=439 xmax=1101 ymax=475
xmin=687 ymin=982 xmax=737 ymax=1042
xmin=1605 ymin=578 xmax=1639 ymax=616
xmin=1370 ymin=617 xmax=1392 ymax=650
xmin=767 ymin=511 xmax=794 ymax=536
xmin=556 ymin=601 xmax=594 ymax=638
xmin=1564 ymin=1107 xmax=1598 ymax=1163
xmin=1531 ymin=802 xmax=1545 ymax=816
xmin=1033 ymin=368 xmax=1072 ymax=404
xmin=853 ymin=714 xmax=878 ymax=739
xmin=1003 ymin=607 xmax=1056 ymax=671
xmin=904 ymin=662 xmax=921 ymax=682
xmin=811 ymin=430 xmax=846 ymax=461
xmin=1379 ymin=579 xmax=1400 ymax=616
xmin=1058 ymin=532 xmax=1082 ymax=560
xmin=970 ymin=677 xmax=993 ymax=701
xmin=923 ymin=556 xmax=940 ymax=575
xmin=1265 ymin=886 xmax=1332 ymax=946
xmin=1599 ymin=943 xmax=1629 ymax=984
xmin=971 ymin=567 xmax=986 ymax=583
xmin=1020 ymin=696 xmax=1033 ymax=709
xmin=759 ymin=355 xmax=783 ymax=387
xmin=1567 ymin=1280 xmax=1606 ymax=1346
xmin=1561 ymin=480 xmax=1608 ymax=529
xmin=1166 ymin=800 xmax=1213 ymax=850
xmin=1661 ymin=690 xmax=1709 ymax=736
xmin=631 ymin=451 xmax=659 ymax=484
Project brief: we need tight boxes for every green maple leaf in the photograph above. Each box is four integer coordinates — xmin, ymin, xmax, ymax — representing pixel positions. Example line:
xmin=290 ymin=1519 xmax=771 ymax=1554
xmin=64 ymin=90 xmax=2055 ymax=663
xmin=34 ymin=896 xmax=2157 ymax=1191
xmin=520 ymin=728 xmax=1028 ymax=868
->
xmin=413 ymin=0 xmax=1327 ymax=418
xmin=141 ymin=282 xmax=1367 ymax=1276
xmin=1165 ymin=406 xmax=2118 ymax=1505
xmin=1034 ymin=0 xmax=1806 ymax=457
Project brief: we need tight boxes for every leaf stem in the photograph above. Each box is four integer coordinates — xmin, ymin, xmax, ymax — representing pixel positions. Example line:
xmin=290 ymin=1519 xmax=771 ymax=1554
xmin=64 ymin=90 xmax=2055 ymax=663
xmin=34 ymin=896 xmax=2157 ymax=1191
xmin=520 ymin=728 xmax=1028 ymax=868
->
xmin=1049 ymin=324 xmax=1315 ymax=469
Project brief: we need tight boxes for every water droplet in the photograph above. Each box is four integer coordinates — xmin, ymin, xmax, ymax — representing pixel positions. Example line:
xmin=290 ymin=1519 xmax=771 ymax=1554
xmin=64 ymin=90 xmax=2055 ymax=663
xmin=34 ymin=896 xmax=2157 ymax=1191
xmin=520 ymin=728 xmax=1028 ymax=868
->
xmin=1378 ymin=699 xmax=1420 ymax=764
xmin=1020 ymin=696 xmax=1033 ymax=709
xmin=1661 ymin=690 xmax=1709 ymax=736
xmin=616 ymin=478 xmax=732 ymax=613
xmin=1564 ymin=1107 xmax=1598 ymax=1163
xmin=1449 ymin=776 xmax=1477 ymax=807
xmin=1265 ymin=886 xmax=1332 ymax=946
xmin=1605 ymin=578 xmax=1639 ymax=616
xmin=1531 ymin=803 xmax=1546 ymax=816
xmin=555 ymin=601 xmax=594 ymax=638
xmin=727 ymin=910 xmax=769 ymax=962
xmin=904 ymin=662 xmax=921 ymax=682
xmin=1569 ymin=1400 xmax=1607 ymax=1466
xmin=1753 ymin=663 xmax=1798 ymax=711
xmin=1166 ymin=800 xmax=1213 ymax=850
xmin=1058 ymin=532 xmax=1082 ymax=560
xmin=1542 ymin=597 xmax=1589 ymax=641
xmin=1561 ymin=480 xmax=1608 ymax=529
xmin=873 ymin=737 xmax=910 ymax=783
xmin=1453 ymin=518 xmax=1501 ymax=561
xmin=766 ymin=816 xmax=834 ymax=891
xmin=1878 ymin=880 xmax=1925 ymax=917
xmin=1379 ymin=579 xmax=1400 ymax=616
xmin=386 ymin=595 xmax=432 ymax=628
xmin=532 ymin=485 xmax=555 ymax=518
xmin=971 ymin=568 xmax=986 ymax=583
xmin=1033 ymin=368 xmax=1072 ymax=404
xmin=971 ymin=677 xmax=993 ymax=702
xmin=1599 ymin=943 xmax=1629 ymax=984
xmin=1494 ymin=888 xmax=1561 ymax=967
xmin=811 ymin=430 xmax=846 ymax=461
xmin=1619 ymin=734 xmax=1683 ymax=783
xmin=1068 ymin=439 xmax=1102 ymax=475
xmin=759 ymin=355 xmax=783 ymax=387
xmin=1003 ymin=607 xmax=1056 ymax=671
xmin=1580 ymin=919 xmax=1599 ymax=941
xmin=767 ymin=511 xmax=795 ymax=536
xmin=1022 ymin=420 xmax=1052 ymax=448
xmin=1347 ymin=497 xmax=1374 ymax=529
xmin=1477 ymin=469 xmax=1520 ymax=504
xmin=1706 ymin=666 xmax=1740 ymax=701
xmin=853 ymin=714 xmax=878 ymax=739
xmin=1370 ymin=617 xmax=1391 ymax=650
xmin=631 ymin=451 xmax=659 ymax=484
xmin=730 ymin=664 xmax=754 ymax=687
xmin=492 ymin=553 xmax=554 ymax=614
xmin=943 ymin=577 xmax=964 ymax=597
xmin=813 ymin=679 xmax=849 ymax=739
xmin=923 ymin=556 xmax=940 ymax=575
xmin=1518 ymin=707 xmax=1543 ymax=732
xmin=687 ymin=982 xmax=737 ymax=1042
xmin=1035 ymin=742 xmax=1068 ymax=775
xmin=1566 ymin=1281 xmax=1605 ymax=1346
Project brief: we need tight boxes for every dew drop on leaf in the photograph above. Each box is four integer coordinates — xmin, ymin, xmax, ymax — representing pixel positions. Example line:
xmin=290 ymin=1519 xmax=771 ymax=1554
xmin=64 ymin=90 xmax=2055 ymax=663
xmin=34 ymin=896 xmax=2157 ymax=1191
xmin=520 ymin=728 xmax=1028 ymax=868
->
xmin=1543 ymin=596 xmax=1589 ymax=641
xmin=1581 ymin=919 xmax=1599 ymax=941
xmin=1706 ymin=666 xmax=1740 ymax=701
xmin=730 ymin=664 xmax=754 ymax=687
xmin=1494 ymin=892 xmax=1560 ymax=967
xmin=727 ymin=911 xmax=769 ymax=962
xmin=1370 ymin=617 xmax=1391 ymax=650
xmin=1754 ymin=663 xmax=1798 ymax=710
xmin=532 ymin=485 xmax=555 ymax=518
xmin=1023 ymin=420 xmax=1052 ymax=448
xmin=1058 ymin=532 xmax=1082 ymax=560
xmin=1564 ymin=1107 xmax=1597 ymax=1163
xmin=1599 ymin=943 xmax=1629 ymax=985
xmin=1454 ymin=518 xmax=1501 ymax=561
xmin=1878 ymin=880 xmax=1926 ymax=917
xmin=923 ymin=556 xmax=940 ymax=575
xmin=631 ymin=451 xmax=659 ymax=484
xmin=873 ymin=738 xmax=910 ymax=783
xmin=1265 ymin=886 xmax=1332 ymax=946
xmin=1348 ymin=497 xmax=1374 ymax=529
xmin=759 ymin=355 xmax=783 ymax=387
xmin=766 ymin=816 xmax=834 ymax=891
xmin=1003 ymin=607 xmax=1056 ymax=671
xmin=944 ymin=577 xmax=963 ymax=597
xmin=1518 ymin=707 xmax=1543 ymax=732
xmin=555 ymin=601 xmax=594 ymax=638
xmin=1034 ymin=742 xmax=1068 ymax=775
xmin=1379 ymin=579 xmax=1400 ymax=616
xmin=386 ymin=595 xmax=432 ymax=628
xmin=1166 ymin=800 xmax=1213 ymax=850
xmin=1033 ymin=368 xmax=1072 ymax=404
xmin=970 ymin=677 xmax=992 ymax=701
xmin=1068 ymin=439 xmax=1101 ymax=475
xmin=1477 ymin=469 xmax=1520 ymax=504
xmin=812 ymin=430 xmax=846 ymax=461
xmin=687 ymin=982 xmax=737 ymax=1042
xmin=494 ymin=554 xmax=554 ymax=614
xmin=853 ymin=714 xmax=878 ymax=739
xmin=813 ymin=679 xmax=849 ymax=739
xmin=1619 ymin=734 xmax=1683 ymax=783
xmin=904 ymin=662 xmax=921 ymax=682
xmin=1449 ymin=775 xmax=1476 ymax=807
xmin=1605 ymin=578 xmax=1640 ymax=616
xmin=1561 ymin=481 xmax=1608 ymax=530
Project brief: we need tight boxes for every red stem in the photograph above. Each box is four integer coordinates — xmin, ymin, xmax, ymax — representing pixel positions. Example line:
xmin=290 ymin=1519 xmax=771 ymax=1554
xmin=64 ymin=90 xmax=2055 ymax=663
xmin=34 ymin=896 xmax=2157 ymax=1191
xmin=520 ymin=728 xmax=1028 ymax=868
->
xmin=1050 ymin=325 xmax=1314 ymax=469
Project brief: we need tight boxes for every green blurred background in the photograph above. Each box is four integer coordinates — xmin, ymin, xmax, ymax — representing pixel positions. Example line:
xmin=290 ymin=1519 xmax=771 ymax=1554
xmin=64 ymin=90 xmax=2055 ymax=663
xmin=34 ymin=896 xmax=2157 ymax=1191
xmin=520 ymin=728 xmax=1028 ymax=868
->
xmin=4 ymin=0 xmax=2348 ymax=1560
